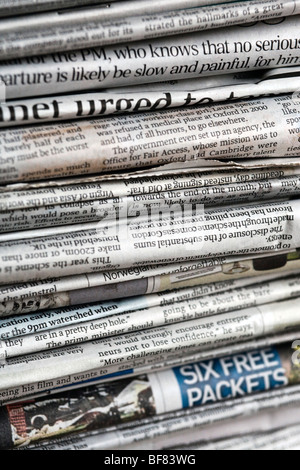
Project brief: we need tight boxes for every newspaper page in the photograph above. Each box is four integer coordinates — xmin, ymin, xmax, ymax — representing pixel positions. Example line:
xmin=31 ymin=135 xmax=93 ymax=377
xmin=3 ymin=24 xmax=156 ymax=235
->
xmin=3 ymin=155 xmax=300 ymax=197
xmin=3 ymin=249 xmax=300 ymax=316
xmin=0 ymin=197 xmax=300 ymax=285
xmin=2 ymin=252 xmax=270 ymax=304
xmin=0 ymin=72 xmax=299 ymax=128
xmin=0 ymin=296 xmax=300 ymax=401
xmin=97 ymin=69 xmax=296 ymax=92
xmin=0 ymin=0 xmax=122 ymax=17
xmin=2 ymin=253 xmax=300 ymax=316
xmin=2 ymin=162 xmax=300 ymax=222
xmin=26 ymin=404 xmax=300 ymax=451
xmin=3 ymin=158 xmax=300 ymax=214
xmin=3 ymin=164 xmax=299 ymax=211
xmin=1 ymin=94 xmax=300 ymax=184
xmin=1 ymin=1 xmax=299 ymax=59
xmin=20 ymin=383 xmax=300 ymax=450
xmin=1 ymin=17 xmax=300 ymax=99
xmin=109 ymin=66 xmax=300 ymax=92
xmin=0 ymin=0 xmax=242 ymax=36
xmin=113 ymin=406 xmax=300 ymax=450
xmin=0 ymin=340 xmax=299 ymax=449
xmin=0 ymin=274 xmax=299 ymax=357
xmin=3 ymin=271 xmax=292 ymax=328
xmin=0 ymin=327 xmax=299 ymax=405
xmin=180 ymin=424 xmax=300 ymax=449
xmin=117 ymin=405 xmax=300 ymax=450
xmin=0 ymin=0 xmax=251 ymax=27
xmin=3 ymin=158 xmax=300 ymax=195
xmin=2 ymin=172 xmax=300 ymax=234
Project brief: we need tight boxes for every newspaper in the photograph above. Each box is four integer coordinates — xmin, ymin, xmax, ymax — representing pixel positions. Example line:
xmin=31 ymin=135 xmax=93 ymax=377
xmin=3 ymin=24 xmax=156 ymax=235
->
xmin=3 ymin=155 xmax=300 ymax=195
xmin=2 ymin=249 xmax=300 ymax=316
xmin=3 ymin=164 xmax=300 ymax=211
xmin=20 ymin=382 xmax=300 ymax=450
xmin=1 ymin=274 xmax=299 ymax=357
xmin=3 ymin=272 xmax=293 ymax=331
xmin=0 ymin=0 xmax=122 ymax=17
xmin=100 ymin=69 xmax=296 ymax=92
xmin=1 ymin=17 xmax=300 ymax=99
xmin=109 ymin=66 xmax=300 ymax=92
xmin=115 ymin=405 xmax=300 ymax=450
xmin=0 ymin=0 xmax=252 ymax=30
xmin=2 ymin=173 xmax=300 ymax=234
xmin=1 ymin=94 xmax=300 ymax=184
xmin=23 ymin=402 xmax=300 ymax=451
xmin=179 ymin=424 xmax=300 ymax=450
xmin=0 ymin=295 xmax=300 ymax=402
xmin=118 ymin=404 xmax=300 ymax=450
xmin=2 ymin=252 xmax=272 ymax=302
xmin=0 ymin=327 xmax=298 ymax=405
xmin=0 ymin=72 xmax=299 ymax=128
xmin=0 ymin=340 xmax=299 ymax=449
xmin=1 ymin=1 xmax=299 ymax=59
xmin=0 ymin=197 xmax=300 ymax=285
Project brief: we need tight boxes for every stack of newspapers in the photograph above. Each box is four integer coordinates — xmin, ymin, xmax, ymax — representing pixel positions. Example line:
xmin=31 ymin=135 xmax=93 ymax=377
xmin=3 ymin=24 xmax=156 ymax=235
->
xmin=0 ymin=0 xmax=300 ymax=451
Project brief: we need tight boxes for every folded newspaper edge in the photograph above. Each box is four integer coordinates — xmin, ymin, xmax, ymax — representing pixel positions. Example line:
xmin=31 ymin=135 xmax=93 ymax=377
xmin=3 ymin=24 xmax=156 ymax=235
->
xmin=0 ymin=296 xmax=300 ymax=400
xmin=2 ymin=173 xmax=300 ymax=235
xmin=1 ymin=339 xmax=300 ymax=449
xmin=176 ymin=422 xmax=300 ymax=450
xmin=3 ymin=157 xmax=300 ymax=194
xmin=1 ymin=94 xmax=300 ymax=184
xmin=0 ymin=327 xmax=298 ymax=405
xmin=1 ymin=18 xmax=300 ymax=99
xmin=0 ymin=0 xmax=254 ymax=29
xmin=21 ymin=383 xmax=300 ymax=450
xmin=1 ymin=249 xmax=300 ymax=316
xmin=1 ymin=274 xmax=299 ymax=358
xmin=1 ymin=1 xmax=298 ymax=60
xmin=3 ymin=160 xmax=300 ymax=207
xmin=1 ymin=197 xmax=300 ymax=285
xmin=0 ymin=0 xmax=122 ymax=17
xmin=1 ymin=69 xmax=299 ymax=127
